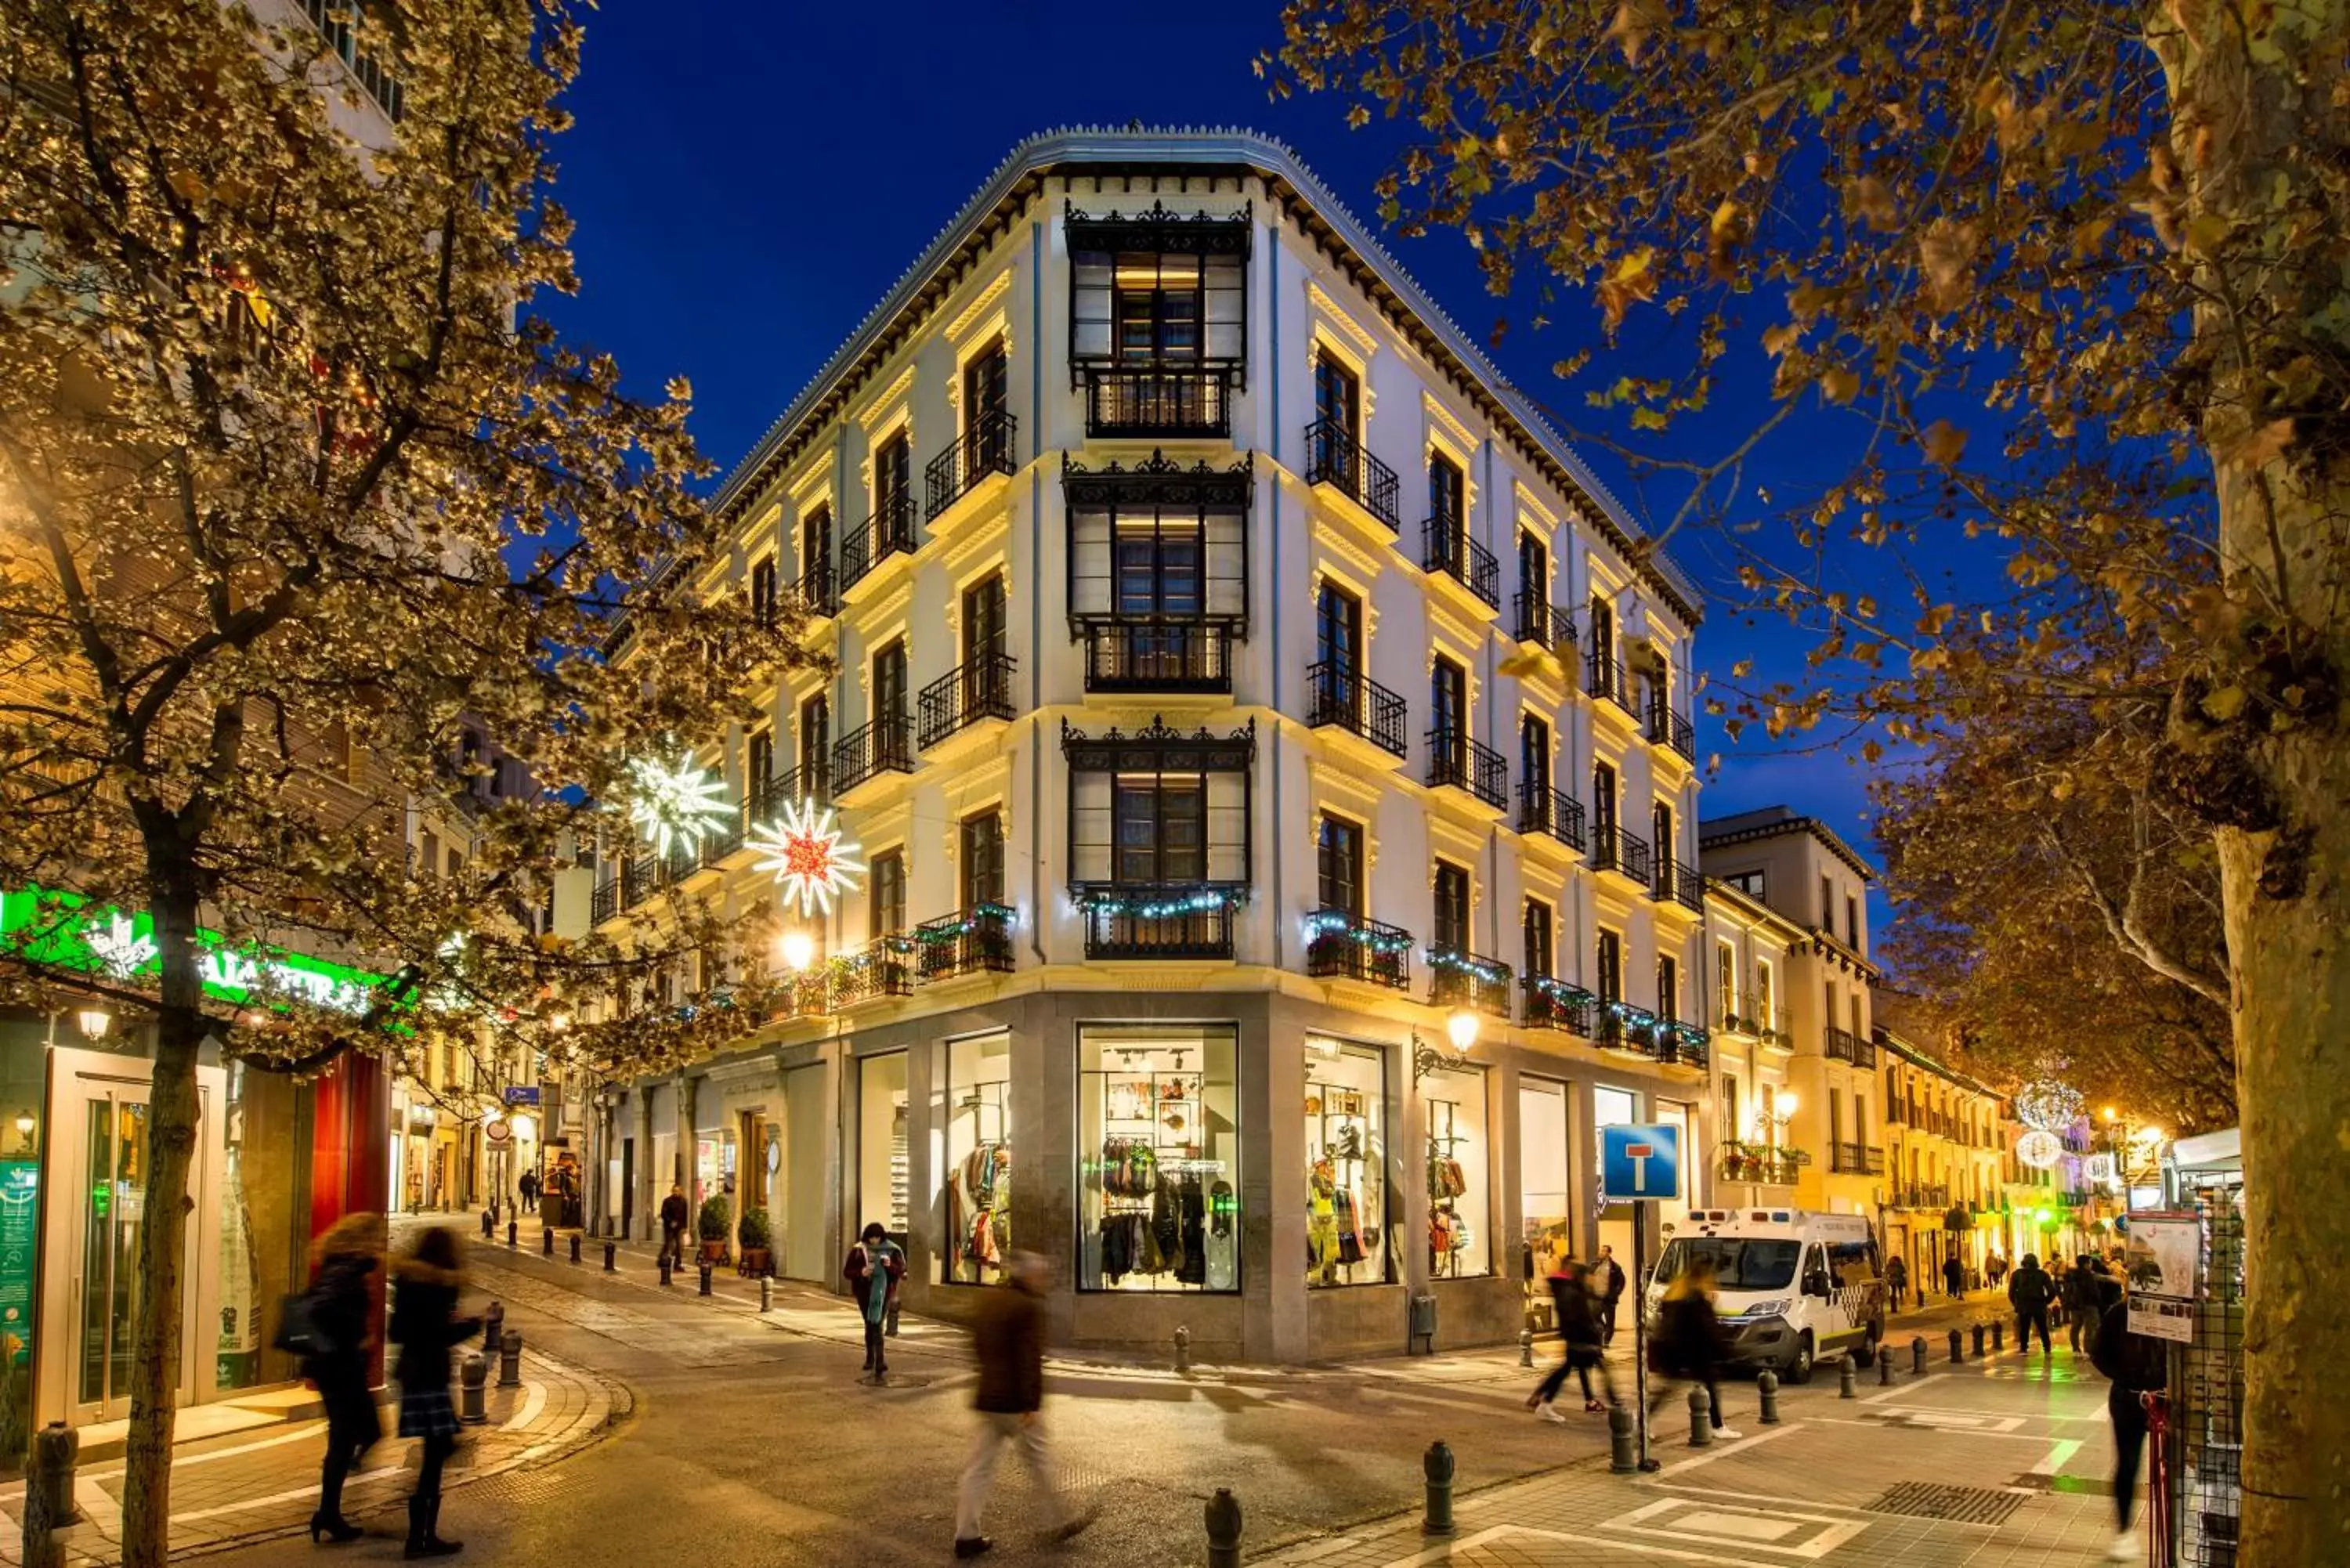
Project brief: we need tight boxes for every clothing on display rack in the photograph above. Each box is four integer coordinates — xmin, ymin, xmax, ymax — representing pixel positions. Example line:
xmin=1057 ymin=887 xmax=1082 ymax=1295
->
xmin=948 ymin=1140 xmax=1012 ymax=1281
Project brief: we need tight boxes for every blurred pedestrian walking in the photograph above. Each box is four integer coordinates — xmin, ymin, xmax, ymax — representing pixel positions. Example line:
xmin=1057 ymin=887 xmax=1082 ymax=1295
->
xmin=1526 ymin=1259 xmax=1616 ymax=1418
xmin=1884 ymin=1255 xmax=1907 ymax=1313
xmin=391 ymin=1227 xmax=482 ymax=1559
xmin=658 ymin=1183 xmax=689 ymax=1269
xmin=2089 ymin=1265 xmax=2166 ymax=1561
xmin=953 ymin=1253 xmax=1094 ymax=1560
xmin=1943 ymin=1252 xmax=1965 ymax=1301
xmin=2065 ymin=1255 xmax=2108 ymax=1353
xmin=295 ymin=1212 xmax=383 ymax=1545
xmin=1647 ymin=1253 xmax=1740 ymax=1441
xmin=516 ymin=1169 xmax=538 ymax=1215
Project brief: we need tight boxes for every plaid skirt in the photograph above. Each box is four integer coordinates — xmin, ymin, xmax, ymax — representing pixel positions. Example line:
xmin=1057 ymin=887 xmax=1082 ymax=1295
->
xmin=397 ymin=1387 xmax=460 ymax=1440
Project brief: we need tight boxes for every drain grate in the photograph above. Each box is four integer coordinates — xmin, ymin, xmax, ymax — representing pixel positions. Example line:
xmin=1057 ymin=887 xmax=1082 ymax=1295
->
xmin=1866 ymin=1482 xmax=2027 ymax=1526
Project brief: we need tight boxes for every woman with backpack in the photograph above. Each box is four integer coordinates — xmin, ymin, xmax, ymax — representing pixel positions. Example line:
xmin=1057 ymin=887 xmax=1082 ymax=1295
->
xmin=302 ymin=1212 xmax=385 ymax=1545
xmin=391 ymin=1226 xmax=482 ymax=1559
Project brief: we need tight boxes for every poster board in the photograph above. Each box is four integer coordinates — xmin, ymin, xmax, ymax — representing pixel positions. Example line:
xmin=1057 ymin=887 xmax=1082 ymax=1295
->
xmin=2124 ymin=1211 xmax=2200 ymax=1344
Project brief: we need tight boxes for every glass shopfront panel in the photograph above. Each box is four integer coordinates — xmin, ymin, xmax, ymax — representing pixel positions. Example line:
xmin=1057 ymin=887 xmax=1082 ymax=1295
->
xmin=857 ymin=1053 xmax=909 ymax=1249
xmin=216 ymin=1063 xmax=301 ymax=1390
xmin=1422 ymin=1064 xmax=1489 ymax=1278
xmin=938 ymin=1031 xmax=1012 ymax=1284
xmin=1078 ymin=1023 xmax=1240 ymax=1293
xmin=1306 ymin=1039 xmax=1389 ymax=1288
xmin=1593 ymin=1084 xmax=1641 ymax=1282
xmin=1520 ymin=1075 xmax=1573 ymax=1284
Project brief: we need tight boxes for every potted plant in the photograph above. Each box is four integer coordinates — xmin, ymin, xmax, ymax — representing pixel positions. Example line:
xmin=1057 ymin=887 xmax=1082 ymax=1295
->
xmin=697 ymin=1194 xmax=732 ymax=1266
xmin=737 ymin=1206 xmax=774 ymax=1278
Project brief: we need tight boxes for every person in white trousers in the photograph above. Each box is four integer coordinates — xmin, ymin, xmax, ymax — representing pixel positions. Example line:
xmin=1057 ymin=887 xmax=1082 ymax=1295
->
xmin=953 ymin=1252 xmax=1094 ymax=1560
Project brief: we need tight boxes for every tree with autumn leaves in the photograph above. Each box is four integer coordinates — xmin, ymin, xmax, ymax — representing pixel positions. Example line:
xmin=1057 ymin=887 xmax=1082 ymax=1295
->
xmin=0 ymin=3 xmax=816 ymax=1562
xmin=1271 ymin=0 xmax=2348 ymax=1555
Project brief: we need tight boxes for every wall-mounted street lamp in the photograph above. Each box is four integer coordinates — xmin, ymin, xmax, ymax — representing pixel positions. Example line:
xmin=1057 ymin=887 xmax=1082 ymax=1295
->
xmin=1412 ymin=1009 xmax=1481 ymax=1081
xmin=74 ymin=1006 xmax=113 ymax=1041
xmin=778 ymin=930 xmax=815 ymax=975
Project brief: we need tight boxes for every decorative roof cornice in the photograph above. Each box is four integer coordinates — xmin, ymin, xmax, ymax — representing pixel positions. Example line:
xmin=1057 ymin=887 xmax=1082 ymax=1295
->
xmin=704 ymin=125 xmax=1700 ymax=624
xmin=1697 ymin=811 xmax=1878 ymax=883
xmin=1699 ymin=877 xmax=1808 ymax=944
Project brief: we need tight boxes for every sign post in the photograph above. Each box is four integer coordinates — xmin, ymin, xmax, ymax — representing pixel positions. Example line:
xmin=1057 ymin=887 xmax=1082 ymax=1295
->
xmin=1601 ymin=1123 xmax=1683 ymax=1473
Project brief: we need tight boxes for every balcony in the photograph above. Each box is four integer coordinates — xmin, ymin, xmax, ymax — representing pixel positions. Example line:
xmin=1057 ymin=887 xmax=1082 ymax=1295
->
xmin=1593 ymin=1000 xmax=1661 ymax=1055
xmin=1591 ymin=824 xmax=1653 ymax=884
xmin=1428 ymin=947 xmax=1513 ymax=1020
xmin=1075 ymin=883 xmax=1246 ymax=960
xmin=1652 ymin=856 xmax=1705 ymax=913
xmin=1647 ymin=698 xmax=1697 ymax=763
xmin=1303 ymin=418 xmax=1400 ymax=531
xmin=1825 ymin=1026 xmax=1877 ymax=1068
xmin=917 ymin=653 xmax=1018 ymax=750
xmin=1081 ymin=363 xmax=1235 ymax=439
xmin=591 ymin=878 xmax=618 ymax=924
xmin=757 ymin=760 xmax=830 ymax=817
xmin=831 ymin=934 xmax=914 ymax=1008
xmin=1585 ymin=649 xmax=1634 ymax=714
xmin=839 ymin=490 xmax=916 ymax=595
xmin=1897 ymin=1183 xmax=1951 ymax=1210
xmin=1307 ymin=662 xmax=1408 ymax=758
xmin=1077 ymin=617 xmax=1233 ymax=695
xmin=913 ymin=904 xmax=1016 ymax=982
xmin=1658 ymin=1020 xmax=1712 ymax=1068
xmin=1516 ymin=782 xmax=1589 ymax=851
xmin=791 ymin=558 xmax=838 ymax=620
xmin=830 ymin=714 xmax=914 ymax=798
xmin=1303 ymin=910 xmax=1413 ymax=992
xmin=925 ymin=408 xmax=1018 ymax=522
xmin=695 ymin=815 xmax=744 ymax=870
xmin=1523 ymin=976 xmax=1595 ymax=1035
xmin=1717 ymin=1143 xmax=1806 ymax=1187
xmin=1829 ymin=1143 xmax=1885 ymax=1176
xmin=1420 ymin=516 xmax=1499 ymax=609
xmin=1426 ymin=730 xmax=1507 ymax=810
xmin=620 ymin=854 xmax=666 ymax=909
xmin=1511 ymin=594 xmax=1577 ymax=652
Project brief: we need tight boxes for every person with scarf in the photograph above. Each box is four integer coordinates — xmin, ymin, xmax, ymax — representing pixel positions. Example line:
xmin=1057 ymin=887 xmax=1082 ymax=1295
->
xmin=843 ymin=1221 xmax=905 ymax=1381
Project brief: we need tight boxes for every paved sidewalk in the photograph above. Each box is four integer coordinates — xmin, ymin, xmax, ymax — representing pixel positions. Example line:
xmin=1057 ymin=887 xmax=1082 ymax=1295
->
xmin=0 ymin=1343 xmax=627 ymax=1567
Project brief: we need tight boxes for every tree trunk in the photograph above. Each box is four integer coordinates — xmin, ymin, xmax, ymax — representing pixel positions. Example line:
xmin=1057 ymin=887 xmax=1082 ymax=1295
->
xmin=118 ymin=880 xmax=206 ymax=1568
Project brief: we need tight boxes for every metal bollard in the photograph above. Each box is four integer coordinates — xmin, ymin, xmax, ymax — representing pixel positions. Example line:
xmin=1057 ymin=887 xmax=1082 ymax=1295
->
xmin=506 ymin=1219 xmax=518 ymax=1249
xmin=1948 ymin=1328 xmax=1965 ymax=1363
xmin=1992 ymin=1319 xmax=2005 ymax=1353
xmin=543 ymin=1227 xmax=555 ymax=1257
xmin=660 ymin=1254 xmax=674 ymax=1288
xmin=1174 ymin=1324 xmax=1192 ymax=1374
xmin=603 ymin=1241 xmax=616 ymax=1272
xmin=759 ymin=1277 xmax=772 ymax=1313
xmin=497 ymin=1329 xmax=523 ymax=1389
xmin=1972 ymin=1321 xmax=1987 ymax=1359
xmin=458 ymin=1354 xmax=489 ymax=1424
xmin=24 ymin=1419 xmax=79 ymax=1568
xmin=480 ymin=1208 xmax=494 ymax=1238
xmin=698 ymin=1261 xmax=714 ymax=1297
xmin=1879 ymin=1345 xmax=1895 ymax=1385
xmin=1756 ymin=1369 xmax=1781 ymax=1425
xmin=1607 ymin=1404 xmax=1638 ymax=1473
xmin=569 ymin=1234 xmax=581 ymax=1265
xmin=1687 ymin=1384 xmax=1712 ymax=1447
xmin=1421 ymin=1441 xmax=1455 ymax=1537
xmin=1911 ymin=1335 xmax=1928 ymax=1373
xmin=1838 ymin=1353 xmax=1857 ymax=1398
xmin=1205 ymin=1487 xmax=1243 ymax=1568
xmin=483 ymin=1301 xmax=505 ymax=1360
xmin=1518 ymin=1328 xmax=1535 ymax=1368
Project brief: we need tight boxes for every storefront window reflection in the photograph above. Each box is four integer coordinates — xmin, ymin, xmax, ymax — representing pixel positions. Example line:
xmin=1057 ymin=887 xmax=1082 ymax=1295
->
xmin=1079 ymin=1024 xmax=1239 ymax=1293
xmin=1519 ymin=1076 xmax=1573 ymax=1297
xmin=1307 ymin=1039 xmax=1386 ymax=1288
xmin=857 ymin=1053 xmax=909 ymax=1246
xmin=1422 ymin=1064 xmax=1489 ymax=1278
xmin=941 ymin=1031 xmax=1011 ymax=1284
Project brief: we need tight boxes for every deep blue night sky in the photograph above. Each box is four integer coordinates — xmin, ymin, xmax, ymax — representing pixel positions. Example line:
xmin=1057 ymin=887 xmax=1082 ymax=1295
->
xmin=544 ymin=0 xmax=1889 ymax=891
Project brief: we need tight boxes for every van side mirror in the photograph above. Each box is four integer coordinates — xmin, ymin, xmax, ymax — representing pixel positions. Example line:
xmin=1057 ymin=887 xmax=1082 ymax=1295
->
xmin=1805 ymin=1271 xmax=1831 ymax=1299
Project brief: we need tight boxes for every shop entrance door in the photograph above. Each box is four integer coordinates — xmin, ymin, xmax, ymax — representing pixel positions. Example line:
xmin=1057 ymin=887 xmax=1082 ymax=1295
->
xmin=55 ymin=1057 xmax=220 ymax=1425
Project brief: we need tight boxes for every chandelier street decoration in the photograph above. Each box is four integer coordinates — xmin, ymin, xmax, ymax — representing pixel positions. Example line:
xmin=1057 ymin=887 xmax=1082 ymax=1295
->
xmin=2012 ymin=1066 xmax=2085 ymax=1136
xmin=2016 ymin=1129 xmax=2065 ymax=1169
xmin=627 ymin=755 xmax=732 ymax=860
xmin=749 ymin=797 xmax=865 ymax=916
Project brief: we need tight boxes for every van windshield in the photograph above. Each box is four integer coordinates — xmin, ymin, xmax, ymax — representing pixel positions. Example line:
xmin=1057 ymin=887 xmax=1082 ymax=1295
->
xmin=1654 ymin=1237 xmax=1802 ymax=1292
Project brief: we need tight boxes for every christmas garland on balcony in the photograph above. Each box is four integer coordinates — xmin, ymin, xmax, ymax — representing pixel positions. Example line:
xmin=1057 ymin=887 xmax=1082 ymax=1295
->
xmin=1301 ymin=910 xmax=1414 ymax=954
xmin=1074 ymin=886 xmax=1243 ymax=920
xmin=1425 ymin=946 xmax=1508 ymax=985
xmin=913 ymin=903 xmax=1018 ymax=943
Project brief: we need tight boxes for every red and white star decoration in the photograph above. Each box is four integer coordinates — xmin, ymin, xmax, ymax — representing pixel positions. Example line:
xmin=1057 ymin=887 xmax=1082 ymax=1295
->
xmin=748 ymin=797 xmax=865 ymax=916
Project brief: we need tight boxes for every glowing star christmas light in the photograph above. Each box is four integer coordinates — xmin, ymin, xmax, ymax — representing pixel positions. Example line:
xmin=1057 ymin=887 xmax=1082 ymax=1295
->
xmin=627 ymin=755 xmax=732 ymax=859
xmin=749 ymin=798 xmax=865 ymax=916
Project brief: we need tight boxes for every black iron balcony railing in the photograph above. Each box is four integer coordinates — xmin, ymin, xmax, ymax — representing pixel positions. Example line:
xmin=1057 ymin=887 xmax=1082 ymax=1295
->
xmin=1585 ymin=649 xmax=1632 ymax=711
xmin=1830 ymin=1142 xmax=1885 ymax=1176
xmin=1307 ymin=661 xmax=1408 ymax=757
xmin=1515 ymin=782 xmax=1589 ymax=851
xmin=1303 ymin=910 xmax=1414 ymax=992
xmin=621 ymin=854 xmax=665 ymax=909
xmin=591 ymin=877 xmax=619 ymax=924
xmin=1824 ymin=1026 xmax=1876 ymax=1068
xmin=757 ymin=760 xmax=830 ymax=817
xmin=1420 ymin=516 xmax=1500 ymax=609
xmin=1078 ymin=617 xmax=1233 ymax=694
xmin=913 ymin=904 xmax=1016 ymax=982
xmin=1081 ymin=363 xmax=1235 ymax=439
xmin=1426 ymin=729 xmax=1507 ymax=809
xmin=830 ymin=713 xmax=915 ymax=795
xmin=925 ymin=408 xmax=1018 ymax=522
xmin=1303 ymin=417 xmax=1400 ymax=530
xmin=696 ymin=815 xmax=744 ymax=869
xmin=1591 ymin=824 xmax=1653 ymax=883
xmin=1898 ymin=1183 xmax=1951 ymax=1210
xmin=1647 ymin=699 xmax=1697 ymax=762
xmin=1593 ymin=1000 xmax=1662 ymax=1054
xmin=792 ymin=558 xmax=838 ymax=619
xmin=1511 ymin=593 xmax=1578 ymax=652
xmin=1652 ymin=855 xmax=1705 ymax=912
xmin=839 ymin=490 xmax=916 ymax=593
xmin=1718 ymin=1142 xmax=1807 ymax=1186
xmin=831 ymin=934 xmax=915 ymax=1007
xmin=1524 ymin=976 xmax=1596 ymax=1035
xmin=1075 ymin=883 xmax=1246 ymax=960
xmin=1658 ymin=1020 xmax=1711 ymax=1068
xmin=917 ymin=653 xmax=1017 ymax=749
xmin=1428 ymin=946 xmax=1513 ymax=1020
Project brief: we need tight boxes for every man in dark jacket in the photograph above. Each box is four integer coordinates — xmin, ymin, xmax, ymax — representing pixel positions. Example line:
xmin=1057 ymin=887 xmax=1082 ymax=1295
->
xmin=2065 ymin=1255 xmax=2107 ymax=1353
xmin=1590 ymin=1244 xmax=1627 ymax=1342
xmin=658 ymin=1183 xmax=689 ymax=1269
xmin=1943 ymin=1252 xmax=1966 ymax=1300
xmin=953 ymin=1254 xmax=1094 ymax=1560
xmin=1526 ymin=1261 xmax=1617 ymax=1417
xmin=2091 ymin=1270 xmax=2167 ymax=1562
xmin=2007 ymin=1253 xmax=2057 ymax=1355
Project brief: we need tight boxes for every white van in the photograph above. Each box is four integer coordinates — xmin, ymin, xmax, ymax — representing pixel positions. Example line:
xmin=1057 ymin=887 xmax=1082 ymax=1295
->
xmin=1645 ymin=1208 xmax=1885 ymax=1383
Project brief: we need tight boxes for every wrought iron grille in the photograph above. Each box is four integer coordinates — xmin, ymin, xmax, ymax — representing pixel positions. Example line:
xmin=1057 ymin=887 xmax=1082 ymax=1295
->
xmin=924 ymin=408 xmax=1018 ymax=521
xmin=1427 ymin=947 xmax=1513 ymax=1019
xmin=1592 ymin=824 xmax=1653 ymax=883
xmin=1524 ymin=977 xmax=1595 ymax=1035
xmin=1074 ymin=883 xmax=1244 ymax=959
xmin=830 ymin=936 xmax=914 ymax=1006
xmin=1421 ymin=515 xmax=1499 ymax=608
xmin=917 ymin=653 xmax=1017 ymax=749
xmin=1654 ymin=855 xmax=1705 ymax=912
xmin=1303 ymin=418 xmax=1400 ymax=529
xmin=1586 ymin=649 xmax=1632 ymax=710
xmin=1647 ymin=698 xmax=1697 ymax=761
xmin=1516 ymin=782 xmax=1589 ymax=851
xmin=1077 ymin=617 xmax=1233 ymax=693
xmin=1081 ymin=364 xmax=1235 ymax=438
xmin=792 ymin=558 xmax=838 ymax=619
xmin=1303 ymin=911 xmax=1414 ymax=991
xmin=1512 ymin=594 xmax=1577 ymax=650
xmin=913 ymin=905 xmax=1016 ymax=981
xmin=839 ymin=491 xmax=916 ymax=593
xmin=1426 ymin=729 xmax=1507 ymax=808
xmin=1307 ymin=662 xmax=1408 ymax=757
xmin=830 ymin=714 xmax=914 ymax=795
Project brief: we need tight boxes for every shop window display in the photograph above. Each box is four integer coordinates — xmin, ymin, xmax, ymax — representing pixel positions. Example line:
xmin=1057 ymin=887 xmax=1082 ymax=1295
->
xmin=1078 ymin=1024 xmax=1239 ymax=1293
xmin=941 ymin=1031 xmax=1012 ymax=1284
xmin=1306 ymin=1039 xmax=1388 ymax=1287
xmin=857 ymin=1053 xmax=909 ymax=1245
xmin=1518 ymin=1076 xmax=1572 ymax=1328
xmin=1421 ymin=1064 xmax=1490 ymax=1277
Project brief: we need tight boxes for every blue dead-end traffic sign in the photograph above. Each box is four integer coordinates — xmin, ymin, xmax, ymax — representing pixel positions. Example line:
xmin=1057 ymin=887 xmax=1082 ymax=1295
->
xmin=1601 ymin=1123 xmax=1683 ymax=1202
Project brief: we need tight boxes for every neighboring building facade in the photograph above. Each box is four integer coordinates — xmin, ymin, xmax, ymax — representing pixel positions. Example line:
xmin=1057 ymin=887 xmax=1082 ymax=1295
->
xmin=1697 ymin=807 xmax=1882 ymax=1223
xmin=1698 ymin=880 xmax=1807 ymax=1207
xmin=1876 ymin=1029 xmax=2011 ymax=1290
xmin=586 ymin=128 xmax=1713 ymax=1362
